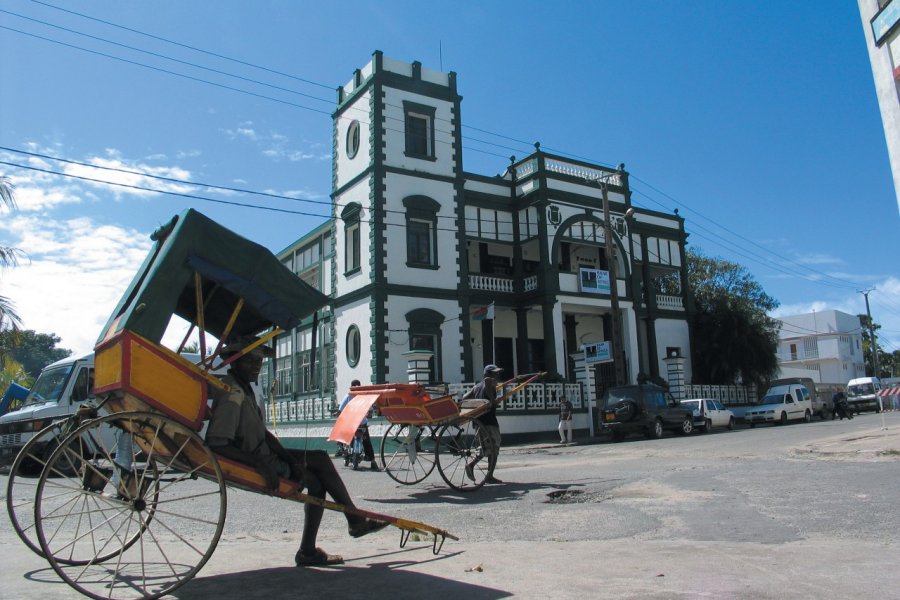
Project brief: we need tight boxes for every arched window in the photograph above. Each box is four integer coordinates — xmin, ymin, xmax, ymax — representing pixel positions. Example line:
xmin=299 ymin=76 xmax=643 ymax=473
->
xmin=341 ymin=203 xmax=362 ymax=274
xmin=402 ymin=195 xmax=440 ymax=269
xmin=406 ymin=308 xmax=444 ymax=382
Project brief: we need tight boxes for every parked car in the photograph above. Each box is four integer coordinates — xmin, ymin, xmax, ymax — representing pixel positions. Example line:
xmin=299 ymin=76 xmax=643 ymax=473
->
xmin=679 ymin=398 xmax=735 ymax=432
xmin=599 ymin=384 xmax=694 ymax=441
xmin=744 ymin=383 xmax=812 ymax=427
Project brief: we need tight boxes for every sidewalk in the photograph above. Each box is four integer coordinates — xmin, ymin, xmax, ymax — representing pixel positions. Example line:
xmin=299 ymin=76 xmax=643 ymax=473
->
xmin=792 ymin=421 xmax=900 ymax=460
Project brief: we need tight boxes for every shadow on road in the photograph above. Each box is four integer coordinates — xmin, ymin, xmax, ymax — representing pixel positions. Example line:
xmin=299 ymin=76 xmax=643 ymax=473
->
xmin=177 ymin=550 xmax=513 ymax=600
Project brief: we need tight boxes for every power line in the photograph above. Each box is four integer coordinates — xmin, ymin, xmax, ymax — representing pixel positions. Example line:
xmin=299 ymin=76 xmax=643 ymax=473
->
xmin=0 ymin=146 xmax=504 ymax=229
xmin=23 ymin=1 xmax=532 ymax=153
xmin=0 ymin=16 xmax=519 ymax=161
xmin=28 ymin=0 xmax=335 ymax=91
xmin=5 ymin=3 xmax=883 ymax=300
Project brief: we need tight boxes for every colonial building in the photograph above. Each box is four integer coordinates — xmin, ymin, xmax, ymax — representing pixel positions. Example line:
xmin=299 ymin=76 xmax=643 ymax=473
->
xmin=262 ymin=51 xmax=693 ymax=422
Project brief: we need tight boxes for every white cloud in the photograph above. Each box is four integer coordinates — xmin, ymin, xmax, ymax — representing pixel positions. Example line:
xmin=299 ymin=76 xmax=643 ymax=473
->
xmin=223 ymin=123 xmax=326 ymax=163
xmin=1 ymin=145 xmax=196 ymax=207
xmin=63 ymin=155 xmax=194 ymax=200
xmin=0 ymin=216 xmax=152 ymax=355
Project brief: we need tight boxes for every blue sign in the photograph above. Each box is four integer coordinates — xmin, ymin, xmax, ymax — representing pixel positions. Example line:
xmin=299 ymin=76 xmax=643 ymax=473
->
xmin=872 ymin=1 xmax=900 ymax=45
xmin=579 ymin=268 xmax=610 ymax=294
xmin=584 ymin=341 xmax=612 ymax=364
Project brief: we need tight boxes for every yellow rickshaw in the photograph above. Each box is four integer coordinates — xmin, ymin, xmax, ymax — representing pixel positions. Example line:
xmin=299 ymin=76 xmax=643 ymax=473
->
xmin=6 ymin=209 xmax=455 ymax=600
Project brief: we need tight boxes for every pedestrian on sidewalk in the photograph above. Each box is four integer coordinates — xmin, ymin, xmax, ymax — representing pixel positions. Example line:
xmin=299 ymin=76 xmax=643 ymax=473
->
xmin=558 ymin=397 xmax=574 ymax=444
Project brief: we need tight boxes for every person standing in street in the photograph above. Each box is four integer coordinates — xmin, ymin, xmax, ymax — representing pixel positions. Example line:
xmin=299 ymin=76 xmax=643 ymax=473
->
xmin=461 ymin=364 xmax=505 ymax=484
xmin=337 ymin=379 xmax=379 ymax=470
xmin=558 ymin=397 xmax=574 ymax=444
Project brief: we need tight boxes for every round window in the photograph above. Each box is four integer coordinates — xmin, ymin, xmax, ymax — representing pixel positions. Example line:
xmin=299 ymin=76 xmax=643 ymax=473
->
xmin=346 ymin=325 xmax=361 ymax=367
xmin=346 ymin=120 xmax=360 ymax=159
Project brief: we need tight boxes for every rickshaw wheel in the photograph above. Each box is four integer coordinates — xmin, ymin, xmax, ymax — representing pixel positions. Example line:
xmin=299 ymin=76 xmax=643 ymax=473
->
xmin=34 ymin=411 xmax=227 ymax=600
xmin=436 ymin=420 xmax=488 ymax=492
xmin=6 ymin=418 xmax=89 ymax=560
xmin=380 ymin=423 xmax=438 ymax=485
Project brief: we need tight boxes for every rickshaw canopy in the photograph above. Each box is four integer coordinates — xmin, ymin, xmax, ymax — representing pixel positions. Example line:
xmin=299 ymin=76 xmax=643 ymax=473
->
xmin=97 ymin=208 xmax=329 ymax=346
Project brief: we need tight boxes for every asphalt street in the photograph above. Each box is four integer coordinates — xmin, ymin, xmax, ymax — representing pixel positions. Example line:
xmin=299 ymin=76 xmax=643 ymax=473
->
xmin=3 ymin=411 xmax=899 ymax=599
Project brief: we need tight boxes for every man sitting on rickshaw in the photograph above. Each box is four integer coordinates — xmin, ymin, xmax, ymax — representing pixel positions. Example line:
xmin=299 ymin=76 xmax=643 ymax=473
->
xmin=206 ymin=336 xmax=388 ymax=566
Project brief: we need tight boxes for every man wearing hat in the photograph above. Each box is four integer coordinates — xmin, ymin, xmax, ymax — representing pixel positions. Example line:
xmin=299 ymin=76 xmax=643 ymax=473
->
xmin=461 ymin=364 xmax=505 ymax=484
xmin=206 ymin=335 xmax=388 ymax=567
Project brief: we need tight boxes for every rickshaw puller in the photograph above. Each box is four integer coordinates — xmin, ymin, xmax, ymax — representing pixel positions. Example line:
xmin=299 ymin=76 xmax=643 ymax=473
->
xmin=206 ymin=336 xmax=388 ymax=566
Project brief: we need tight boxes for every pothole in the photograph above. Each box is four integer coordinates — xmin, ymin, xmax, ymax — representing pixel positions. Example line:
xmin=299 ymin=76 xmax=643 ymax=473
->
xmin=545 ymin=489 xmax=605 ymax=504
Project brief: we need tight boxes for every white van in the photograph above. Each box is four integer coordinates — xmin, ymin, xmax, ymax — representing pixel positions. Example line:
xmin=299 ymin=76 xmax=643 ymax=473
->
xmin=745 ymin=382 xmax=813 ymax=427
xmin=846 ymin=377 xmax=882 ymax=414
xmin=0 ymin=351 xmax=228 ymax=466
xmin=0 ymin=353 xmax=97 ymax=464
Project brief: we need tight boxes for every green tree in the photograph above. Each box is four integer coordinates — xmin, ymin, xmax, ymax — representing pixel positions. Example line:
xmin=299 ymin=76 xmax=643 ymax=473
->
xmin=675 ymin=248 xmax=780 ymax=387
xmin=0 ymin=329 xmax=72 ymax=380
xmin=0 ymin=354 xmax=32 ymax=394
xmin=858 ymin=314 xmax=895 ymax=378
xmin=0 ymin=175 xmax=23 ymax=330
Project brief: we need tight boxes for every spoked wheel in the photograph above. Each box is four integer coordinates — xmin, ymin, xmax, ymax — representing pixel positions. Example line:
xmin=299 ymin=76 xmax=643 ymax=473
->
xmin=436 ymin=420 xmax=488 ymax=492
xmin=34 ymin=411 xmax=227 ymax=600
xmin=380 ymin=423 xmax=438 ymax=485
xmin=6 ymin=418 xmax=88 ymax=560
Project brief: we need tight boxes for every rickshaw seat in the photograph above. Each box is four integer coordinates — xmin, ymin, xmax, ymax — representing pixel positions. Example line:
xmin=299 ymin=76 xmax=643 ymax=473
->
xmin=95 ymin=330 xmax=226 ymax=431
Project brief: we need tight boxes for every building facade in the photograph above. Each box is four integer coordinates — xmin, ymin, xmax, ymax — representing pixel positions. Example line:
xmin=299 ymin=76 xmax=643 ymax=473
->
xmin=859 ymin=0 xmax=900 ymax=212
xmin=775 ymin=310 xmax=866 ymax=384
xmin=263 ymin=52 xmax=693 ymax=421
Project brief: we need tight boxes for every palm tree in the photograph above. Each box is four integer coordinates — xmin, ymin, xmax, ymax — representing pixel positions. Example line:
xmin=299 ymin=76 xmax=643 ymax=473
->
xmin=0 ymin=175 xmax=22 ymax=329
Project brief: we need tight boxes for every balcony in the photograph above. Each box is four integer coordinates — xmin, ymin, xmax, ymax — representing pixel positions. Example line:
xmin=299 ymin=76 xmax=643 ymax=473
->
xmin=469 ymin=274 xmax=514 ymax=293
xmin=655 ymin=294 xmax=684 ymax=310
xmin=467 ymin=273 xmax=540 ymax=293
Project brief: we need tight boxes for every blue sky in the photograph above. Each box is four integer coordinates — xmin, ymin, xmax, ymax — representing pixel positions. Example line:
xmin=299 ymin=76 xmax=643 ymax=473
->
xmin=1 ymin=0 xmax=898 ymax=359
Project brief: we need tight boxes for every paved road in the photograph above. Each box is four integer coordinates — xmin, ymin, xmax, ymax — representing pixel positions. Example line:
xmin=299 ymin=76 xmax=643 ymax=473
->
xmin=3 ymin=412 xmax=899 ymax=599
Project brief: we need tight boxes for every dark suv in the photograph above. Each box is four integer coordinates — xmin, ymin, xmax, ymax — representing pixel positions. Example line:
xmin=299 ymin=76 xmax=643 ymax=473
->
xmin=598 ymin=384 xmax=694 ymax=441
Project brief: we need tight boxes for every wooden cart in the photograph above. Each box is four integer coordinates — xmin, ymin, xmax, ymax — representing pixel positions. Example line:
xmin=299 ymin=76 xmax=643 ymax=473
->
xmin=4 ymin=209 xmax=456 ymax=600
xmin=331 ymin=374 xmax=544 ymax=492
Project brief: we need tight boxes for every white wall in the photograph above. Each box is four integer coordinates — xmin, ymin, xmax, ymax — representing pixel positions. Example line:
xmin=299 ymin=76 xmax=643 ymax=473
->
xmin=334 ymin=298 xmax=374 ymax=394
xmin=382 ymin=88 xmax=456 ymax=176
xmin=654 ymin=318 xmax=692 ymax=383
xmin=383 ymin=172 xmax=458 ymax=288
xmin=334 ymin=89 xmax=372 ymax=190
xmin=335 ymin=177 xmax=373 ymax=296
xmin=383 ymin=295 xmax=464 ymax=383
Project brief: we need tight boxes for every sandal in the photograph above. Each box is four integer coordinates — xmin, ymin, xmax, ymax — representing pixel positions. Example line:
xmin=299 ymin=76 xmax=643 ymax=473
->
xmin=295 ymin=547 xmax=344 ymax=567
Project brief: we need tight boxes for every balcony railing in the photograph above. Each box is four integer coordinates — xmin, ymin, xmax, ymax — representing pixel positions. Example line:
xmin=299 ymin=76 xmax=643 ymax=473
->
xmin=469 ymin=274 xmax=514 ymax=293
xmin=545 ymin=158 xmax=623 ymax=186
xmin=776 ymin=350 xmax=821 ymax=362
xmin=656 ymin=294 xmax=684 ymax=310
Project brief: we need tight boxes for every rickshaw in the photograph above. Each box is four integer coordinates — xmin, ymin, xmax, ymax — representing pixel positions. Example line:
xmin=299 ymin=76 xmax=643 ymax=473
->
xmin=5 ymin=209 xmax=455 ymax=600
xmin=330 ymin=373 xmax=544 ymax=492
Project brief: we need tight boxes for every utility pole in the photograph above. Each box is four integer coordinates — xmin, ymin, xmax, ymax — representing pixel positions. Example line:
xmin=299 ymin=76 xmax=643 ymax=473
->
xmin=860 ymin=289 xmax=880 ymax=377
xmin=600 ymin=181 xmax=627 ymax=386
xmin=588 ymin=166 xmax=633 ymax=387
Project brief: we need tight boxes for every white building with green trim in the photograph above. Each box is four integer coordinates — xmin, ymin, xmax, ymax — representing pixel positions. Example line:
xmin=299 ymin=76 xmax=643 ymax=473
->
xmin=261 ymin=51 xmax=694 ymax=442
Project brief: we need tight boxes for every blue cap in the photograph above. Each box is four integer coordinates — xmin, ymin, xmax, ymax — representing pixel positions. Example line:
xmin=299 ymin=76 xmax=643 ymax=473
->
xmin=483 ymin=364 xmax=503 ymax=376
